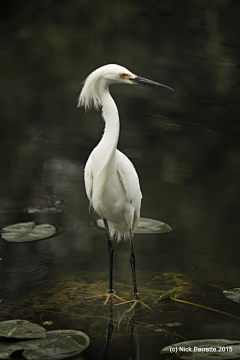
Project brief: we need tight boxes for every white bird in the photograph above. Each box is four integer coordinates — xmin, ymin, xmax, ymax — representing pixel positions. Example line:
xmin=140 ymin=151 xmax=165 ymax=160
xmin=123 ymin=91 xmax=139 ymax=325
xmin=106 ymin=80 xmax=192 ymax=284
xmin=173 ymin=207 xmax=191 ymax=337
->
xmin=78 ymin=64 xmax=173 ymax=307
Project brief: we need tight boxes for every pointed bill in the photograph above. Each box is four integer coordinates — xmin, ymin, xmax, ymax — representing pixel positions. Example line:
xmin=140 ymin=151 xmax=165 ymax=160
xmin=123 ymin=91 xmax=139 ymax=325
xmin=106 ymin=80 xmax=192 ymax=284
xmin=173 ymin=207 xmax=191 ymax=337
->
xmin=130 ymin=76 xmax=174 ymax=91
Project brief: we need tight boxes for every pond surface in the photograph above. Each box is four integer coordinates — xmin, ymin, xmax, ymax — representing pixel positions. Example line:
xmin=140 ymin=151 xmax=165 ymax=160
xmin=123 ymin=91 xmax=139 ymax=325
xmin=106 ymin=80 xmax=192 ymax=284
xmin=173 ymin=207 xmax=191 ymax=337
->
xmin=1 ymin=1 xmax=240 ymax=359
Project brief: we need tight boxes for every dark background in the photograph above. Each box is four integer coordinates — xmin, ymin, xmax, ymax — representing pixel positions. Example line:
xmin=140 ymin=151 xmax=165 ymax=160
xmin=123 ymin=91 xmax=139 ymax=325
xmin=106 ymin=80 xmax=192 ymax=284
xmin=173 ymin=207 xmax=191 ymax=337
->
xmin=0 ymin=1 xmax=240 ymax=359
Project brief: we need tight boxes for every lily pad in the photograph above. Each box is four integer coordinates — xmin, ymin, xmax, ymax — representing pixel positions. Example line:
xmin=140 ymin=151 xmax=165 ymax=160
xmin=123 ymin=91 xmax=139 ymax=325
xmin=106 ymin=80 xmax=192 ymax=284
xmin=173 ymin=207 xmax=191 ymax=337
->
xmin=160 ymin=339 xmax=240 ymax=359
xmin=92 ymin=217 xmax=172 ymax=234
xmin=223 ymin=288 xmax=240 ymax=303
xmin=157 ymin=288 xmax=178 ymax=302
xmin=0 ymin=320 xmax=47 ymax=339
xmin=0 ymin=329 xmax=90 ymax=360
xmin=0 ymin=222 xmax=56 ymax=242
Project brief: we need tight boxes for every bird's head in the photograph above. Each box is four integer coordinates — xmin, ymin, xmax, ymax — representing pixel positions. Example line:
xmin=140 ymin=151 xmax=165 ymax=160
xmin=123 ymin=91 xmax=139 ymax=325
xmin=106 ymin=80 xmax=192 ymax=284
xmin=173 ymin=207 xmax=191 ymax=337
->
xmin=77 ymin=64 xmax=173 ymax=111
xmin=96 ymin=64 xmax=136 ymax=85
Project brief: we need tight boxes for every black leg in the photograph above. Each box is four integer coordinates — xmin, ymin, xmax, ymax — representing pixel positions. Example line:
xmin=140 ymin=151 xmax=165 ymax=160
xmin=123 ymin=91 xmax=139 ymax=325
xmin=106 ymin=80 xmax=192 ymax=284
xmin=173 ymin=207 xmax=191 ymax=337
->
xmin=129 ymin=228 xmax=139 ymax=300
xmin=103 ymin=218 xmax=114 ymax=294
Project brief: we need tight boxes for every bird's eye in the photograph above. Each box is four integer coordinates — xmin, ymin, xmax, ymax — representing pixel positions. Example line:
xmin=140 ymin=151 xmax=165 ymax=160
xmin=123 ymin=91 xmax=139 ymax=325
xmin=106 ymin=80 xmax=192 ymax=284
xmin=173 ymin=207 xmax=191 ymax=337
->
xmin=120 ymin=73 xmax=126 ymax=78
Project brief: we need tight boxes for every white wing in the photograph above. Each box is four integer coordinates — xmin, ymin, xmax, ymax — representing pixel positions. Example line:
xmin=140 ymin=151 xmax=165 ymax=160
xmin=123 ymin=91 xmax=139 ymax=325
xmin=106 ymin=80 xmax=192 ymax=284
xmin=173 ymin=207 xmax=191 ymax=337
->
xmin=84 ymin=156 xmax=93 ymax=202
xmin=116 ymin=149 xmax=142 ymax=214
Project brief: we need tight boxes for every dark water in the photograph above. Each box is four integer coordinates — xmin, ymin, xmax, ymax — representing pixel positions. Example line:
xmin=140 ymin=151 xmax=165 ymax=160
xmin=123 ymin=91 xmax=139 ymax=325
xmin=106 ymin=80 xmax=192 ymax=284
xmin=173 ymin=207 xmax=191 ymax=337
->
xmin=1 ymin=1 xmax=240 ymax=359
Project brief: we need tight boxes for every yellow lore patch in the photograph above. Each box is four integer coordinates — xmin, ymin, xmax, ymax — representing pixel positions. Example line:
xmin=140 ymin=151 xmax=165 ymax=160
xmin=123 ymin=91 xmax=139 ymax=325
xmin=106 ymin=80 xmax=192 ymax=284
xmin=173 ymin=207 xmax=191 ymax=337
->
xmin=120 ymin=73 xmax=135 ymax=79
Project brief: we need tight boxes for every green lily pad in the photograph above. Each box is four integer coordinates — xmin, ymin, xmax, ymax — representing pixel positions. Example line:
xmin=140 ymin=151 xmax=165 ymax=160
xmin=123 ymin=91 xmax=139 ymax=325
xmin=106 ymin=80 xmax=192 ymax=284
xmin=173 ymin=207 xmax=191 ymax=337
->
xmin=92 ymin=217 xmax=173 ymax=234
xmin=136 ymin=217 xmax=173 ymax=233
xmin=22 ymin=330 xmax=90 ymax=360
xmin=0 ymin=320 xmax=47 ymax=339
xmin=223 ymin=288 xmax=240 ymax=303
xmin=0 ymin=342 xmax=23 ymax=359
xmin=160 ymin=339 xmax=240 ymax=359
xmin=157 ymin=288 xmax=178 ymax=302
xmin=0 ymin=329 xmax=90 ymax=360
xmin=0 ymin=222 xmax=56 ymax=242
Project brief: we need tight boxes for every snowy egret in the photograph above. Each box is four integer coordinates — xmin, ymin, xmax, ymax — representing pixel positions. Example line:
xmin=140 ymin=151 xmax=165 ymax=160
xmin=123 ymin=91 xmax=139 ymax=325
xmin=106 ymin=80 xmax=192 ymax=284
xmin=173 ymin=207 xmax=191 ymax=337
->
xmin=78 ymin=64 xmax=173 ymax=307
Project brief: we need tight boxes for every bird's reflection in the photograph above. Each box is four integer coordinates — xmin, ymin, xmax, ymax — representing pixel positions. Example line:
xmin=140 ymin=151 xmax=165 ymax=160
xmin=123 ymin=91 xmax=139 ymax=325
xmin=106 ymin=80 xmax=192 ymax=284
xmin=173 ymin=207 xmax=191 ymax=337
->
xmin=98 ymin=295 xmax=140 ymax=360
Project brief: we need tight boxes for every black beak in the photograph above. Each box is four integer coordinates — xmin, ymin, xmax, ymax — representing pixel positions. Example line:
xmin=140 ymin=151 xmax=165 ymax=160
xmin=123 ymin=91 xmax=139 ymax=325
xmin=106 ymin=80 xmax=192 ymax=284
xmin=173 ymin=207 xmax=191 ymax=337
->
xmin=130 ymin=76 xmax=174 ymax=91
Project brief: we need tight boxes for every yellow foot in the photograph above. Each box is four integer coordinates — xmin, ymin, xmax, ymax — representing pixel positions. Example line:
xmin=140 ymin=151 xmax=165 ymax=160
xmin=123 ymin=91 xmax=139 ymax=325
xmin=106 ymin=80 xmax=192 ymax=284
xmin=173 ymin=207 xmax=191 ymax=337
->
xmin=115 ymin=298 xmax=151 ymax=312
xmin=85 ymin=291 xmax=126 ymax=305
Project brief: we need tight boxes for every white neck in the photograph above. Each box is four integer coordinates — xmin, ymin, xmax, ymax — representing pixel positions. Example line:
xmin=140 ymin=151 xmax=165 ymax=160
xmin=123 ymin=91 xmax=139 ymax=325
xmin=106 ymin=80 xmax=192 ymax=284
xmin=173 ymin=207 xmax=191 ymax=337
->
xmin=91 ymin=85 xmax=120 ymax=194
xmin=101 ymin=89 xmax=120 ymax=146
xmin=95 ymin=84 xmax=120 ymax=167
